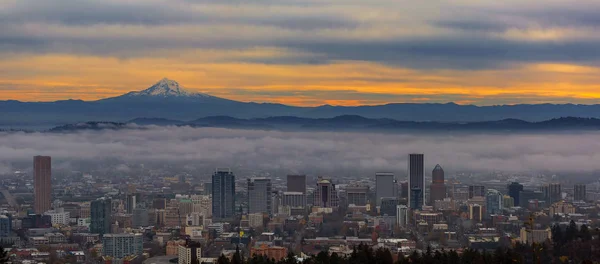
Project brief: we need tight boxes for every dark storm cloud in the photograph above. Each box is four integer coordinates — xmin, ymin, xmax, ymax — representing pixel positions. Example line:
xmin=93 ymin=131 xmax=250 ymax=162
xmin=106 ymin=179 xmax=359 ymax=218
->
xmin=1 ymin=0 xmax=600 ymax=69
xmin=1 ymin=127 xmax=600 ymax=174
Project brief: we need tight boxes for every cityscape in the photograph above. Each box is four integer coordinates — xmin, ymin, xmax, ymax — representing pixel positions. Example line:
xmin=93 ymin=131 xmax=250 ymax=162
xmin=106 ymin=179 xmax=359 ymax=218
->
xmin=3 ymin=0 xmax=600 ymax=263
xmin=0 ymin=150 xmax=598 ymax=263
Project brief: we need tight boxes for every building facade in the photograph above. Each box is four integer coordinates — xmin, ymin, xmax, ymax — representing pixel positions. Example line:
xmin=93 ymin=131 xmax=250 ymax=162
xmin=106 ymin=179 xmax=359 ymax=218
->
xmin=429 ymin=164 xmax=446 ymax=204
xmin=247 ymin=178 xmax=272 ymax=214
xmin=408 ymin=154 xmax=425 ymax=210
xmin=34 ymin=156 xmax=52 ymax=214
xmin=313 ymin=177 xmax=339 ymax=209
xmin=212 ymin=168 xmax=236 ymax=220
xmin=376 ymin=173 xmax=396 ymax=205
xmin=90 ymin=198 xmax=112 ymax=235
xmin=102 ymin=233 xmax=143 ymax=259
xmin=574 ymin=184 xmax=586 ymax=201
xmin=287 ymin=175 xmax=307 ymax=194
xmin=345 ymin=184 xmax=369 ymax=206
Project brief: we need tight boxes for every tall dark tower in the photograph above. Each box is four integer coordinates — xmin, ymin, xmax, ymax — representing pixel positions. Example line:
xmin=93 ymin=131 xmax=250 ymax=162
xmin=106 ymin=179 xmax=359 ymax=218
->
xmin=408 ymin=154 xmax=425 ymax=210
xmin=429 ymin=164 xmax=446 ymax=204
xmin=507 ymin=182 xmax=524 ymax=206
xmin=34 ymin=156 xmax=52 ymax=214
xmin=212 ymin=168 xmax=236 ymax=221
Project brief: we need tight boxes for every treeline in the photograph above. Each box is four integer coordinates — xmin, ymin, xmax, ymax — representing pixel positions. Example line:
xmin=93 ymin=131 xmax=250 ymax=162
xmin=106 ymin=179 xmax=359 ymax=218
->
xmin=216 ymin=221 xmax=600 ymax=264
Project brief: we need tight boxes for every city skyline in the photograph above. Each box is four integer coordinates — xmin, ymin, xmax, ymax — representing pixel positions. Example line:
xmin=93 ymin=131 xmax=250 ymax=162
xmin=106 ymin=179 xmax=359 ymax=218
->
xmin=2 ymin=1 xmax=600 ymax=106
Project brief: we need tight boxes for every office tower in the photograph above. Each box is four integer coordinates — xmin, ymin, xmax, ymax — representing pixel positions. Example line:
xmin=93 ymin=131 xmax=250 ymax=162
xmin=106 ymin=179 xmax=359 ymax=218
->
xmin=574 ymin=184 xmax=586 ymax=201
xmin=102 ymin=233 xmax=143 ymax=258
xmin=469 ymin=204 xmax=483 ymax=222
xmin=91 ymin=198 xmax=112 ymax=236
xmin=247 ymin=178 xmax=272 ymax=214
xmin=346 ymin=184 xmax=369 ymax=206
xmin=468 ymin=185 xmax=486 ymax=198
xmin=282 ymin=192 xmax=306 ymax=208
xmin=0 ymin=214 xmax=11 ymax=237
xmin=519 ymin=190 xmax=544 ymax=207
xmin=376 ymin=172 xmax=396 ymax=205
xmin=132 ymin=208 xmax=149 ymax=227
xmin=313 ymin=177 xmax=339 ymax=208
xmin=153 ymin=196 xmax=167 ymax=210
xmin=380 ymin=197 xmax=399 ymax=216
xmin=408 ymin=154 xmax=425 ymax=209
xmin=212 ymin=168 xmax=235 ymax=220
xmin=34 ymin=156 xmax=52 ymax=214
xmin=485 ymin=189 xmax=503 ymax=215
xmin=287 ymin=175 xmax=307 ymax=194
xmin=126 ymin=193 xmax=137 ymax=214
xmin=400 ymin=181 xmax=408 ymax=199
xmin=429 ymin=164 xmax=446 ymax=204
xmin=503 ymin=195 xmax=514 ymax=208
xmin=178 ymin=242 xmax=202 ymax=264
xmin=507 ymin=182 xmax=524 ymax=206
xmin=396 ymin=205 xmax=409 ymax=228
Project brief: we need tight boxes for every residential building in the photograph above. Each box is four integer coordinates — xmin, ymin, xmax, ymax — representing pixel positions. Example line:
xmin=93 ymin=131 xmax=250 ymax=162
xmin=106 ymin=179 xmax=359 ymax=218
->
xmin=102 ymin=233 xmax=143 ymax=259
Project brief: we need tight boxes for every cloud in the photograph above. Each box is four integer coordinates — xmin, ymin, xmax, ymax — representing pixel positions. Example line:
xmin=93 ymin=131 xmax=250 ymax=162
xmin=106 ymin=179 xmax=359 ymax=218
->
xmin=1 ymin=128 xmax=600 ymax=177
xmin=1 ymin=0 xmax=600 ymax=69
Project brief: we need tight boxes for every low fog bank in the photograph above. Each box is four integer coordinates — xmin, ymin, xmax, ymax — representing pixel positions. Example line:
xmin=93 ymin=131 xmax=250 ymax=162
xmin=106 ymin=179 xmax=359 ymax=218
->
xmin=1 ymin=127 xmax=600 ymax=176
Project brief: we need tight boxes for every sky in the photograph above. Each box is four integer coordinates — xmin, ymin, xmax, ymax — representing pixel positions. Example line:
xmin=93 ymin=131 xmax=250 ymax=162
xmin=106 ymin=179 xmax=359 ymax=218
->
xmin=1 ymin=0 xmax=600 ymax=106
xmin=2 ymin=127 xmax=600 ymax=175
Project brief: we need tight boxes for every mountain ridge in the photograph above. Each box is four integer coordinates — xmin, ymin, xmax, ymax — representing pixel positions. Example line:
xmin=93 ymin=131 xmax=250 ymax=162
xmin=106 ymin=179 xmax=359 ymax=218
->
xmin=3 ymin=78 xmax=600 ymax=128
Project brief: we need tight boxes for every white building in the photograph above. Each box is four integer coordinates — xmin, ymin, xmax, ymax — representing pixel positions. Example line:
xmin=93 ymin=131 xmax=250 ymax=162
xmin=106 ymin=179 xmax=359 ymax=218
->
xmin=44 ymin=208 xmax=70 ymax=226
xmin=396 ymin=205 xmax=409 ymax=228
xmin=520 ymin=228 xmax=551 ymax=245
xmin=248 ymin=213 xmax=263 ymax=228
xmin=178 ymin=244 xmax=202 ymax=264
xmin=102 ymin=233 xmax=143 ymax=259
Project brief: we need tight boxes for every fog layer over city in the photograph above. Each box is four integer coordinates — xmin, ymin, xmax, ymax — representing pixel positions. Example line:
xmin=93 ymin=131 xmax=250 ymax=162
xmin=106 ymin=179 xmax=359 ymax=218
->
xmin=1 ymin=126 xmax=600 ymax=174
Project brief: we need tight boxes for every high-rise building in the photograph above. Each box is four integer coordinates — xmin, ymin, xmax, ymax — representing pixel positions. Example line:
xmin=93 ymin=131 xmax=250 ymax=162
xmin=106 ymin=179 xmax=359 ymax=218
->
xmin=408 ymin=154 xmax=425 ymax=210
xmin=380 ymin=197 xmax=399 ymax=216
xmin=281 ymin=192 xmax=306 ymax=208
xmin=0 ymin=214 xmax=11 ymax=237
xmin=34 ymin=156 xmax=52 ymax=214
xmin=574 ymin=184 xmax=586 ymax=201
xmin=178 ymin=242 xmax=202 ymax=264
xmin=132 ymin=208 xmax=149 ymax=227
xmin=485 ymin=189 xmax=503 ymax=215
xmin=212 ymin=168 xmax=235 ymax=220
xmin=396 ymin=205 xmax=409 ymax=228
xmin=507 ymin=182 xmax=524 ymax=206
xmin=287 ymin=175 xmax=306 ymax=194
xmin=540 ymin=183 xmax=562 ymax=203
xmin=90 ymin=198 xmax=112 ymax=236
xmin=400 ymin=181 xmax=409 ymax=199
xmin=503 ymin=195 xmax=514 ymax=208
xmin=102 ymin=233 xmax=143 ymax=259
xmin=468 ymin=185 xmax=486 ymax=198
xmin=313 ymin=177 xmax=339 ymax=208
xmin=519 ymin=190 xmax=544 ymax=207
xmin=247 ymin=178 xmax=272 ymax=214
xmin=429 ymin=164 xmax=446 ymax=204
xmin=376 ymin=173 xmax=396 ymax=205
xmin=346 ymin=184 xmax=369 ymax=206
xmin=126 ymin=193 xmax=137 ymax=214
xmin=469 ymin=204 xmax=483 ymax=222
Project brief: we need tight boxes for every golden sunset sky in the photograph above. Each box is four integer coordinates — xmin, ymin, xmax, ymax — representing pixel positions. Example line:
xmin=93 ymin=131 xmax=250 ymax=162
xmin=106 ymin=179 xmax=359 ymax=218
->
xmin=1 ymin=0 xmax=600 ymax=106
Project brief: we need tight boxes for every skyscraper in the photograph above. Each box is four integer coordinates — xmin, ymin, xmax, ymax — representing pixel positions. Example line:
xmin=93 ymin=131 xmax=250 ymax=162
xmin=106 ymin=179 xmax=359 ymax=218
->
xmin=212 ymin=168 xmax=235 ymax=220
xmin=91 ymin=198 xmax=112 ymax=236
xmin=287 ymin=175 xmax=306 ymax=194
xmin=507 ymin=182 xmax=524 ymax=206
xmin=380 ymin=197 xmax=399 ymax=216
xmin=313 ymin=177 xmax=339 ymax=208
xmin=34 ymin=156 xmax=52 ymax=214
xmin=247 ymin=178 xmax=272 ymax=214
xmin=429 ymin=164 xmax=446 ymax=204
xmin=468 ymin=185 xmax=486 ymax=198
xmin=345 ymin=184 xmax=369 ymax=206
xmin=408 ymin=154 xmax=425 ymax=210
xmin=396 ymin=205 xmax=409 ymax=228
xmin=126 ymin=193 xmax=137 ymax=214
xmin=376 ymin=172 xmax=396 ymax=205
xmin=485 ymin=189 xmax=503 ymax=215
xmin=574 ymin=184 xmax=586 ymax=201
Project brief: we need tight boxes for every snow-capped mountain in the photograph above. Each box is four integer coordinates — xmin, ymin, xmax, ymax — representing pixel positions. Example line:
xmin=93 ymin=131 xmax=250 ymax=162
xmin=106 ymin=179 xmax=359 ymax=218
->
xmin=121 ymin=78 xmax=211 ymax=98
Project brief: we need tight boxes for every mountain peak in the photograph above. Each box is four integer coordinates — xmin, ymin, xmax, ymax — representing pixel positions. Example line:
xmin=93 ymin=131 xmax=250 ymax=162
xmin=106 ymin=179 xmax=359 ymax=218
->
xmin=124 ymin=78 xmax=210 ymax=98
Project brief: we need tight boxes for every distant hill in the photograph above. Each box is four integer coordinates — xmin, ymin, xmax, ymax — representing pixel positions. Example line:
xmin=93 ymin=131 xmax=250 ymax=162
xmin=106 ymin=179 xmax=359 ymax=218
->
xmin=3 ymin=78 xmax=600 ymax=129
xmin=44 ymin=116 xmax=600 ymax=132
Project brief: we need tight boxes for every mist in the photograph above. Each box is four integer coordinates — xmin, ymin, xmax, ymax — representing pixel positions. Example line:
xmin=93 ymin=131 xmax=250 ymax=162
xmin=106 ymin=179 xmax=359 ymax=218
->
xmin=1 ymin=127 xmax=600 ymax=176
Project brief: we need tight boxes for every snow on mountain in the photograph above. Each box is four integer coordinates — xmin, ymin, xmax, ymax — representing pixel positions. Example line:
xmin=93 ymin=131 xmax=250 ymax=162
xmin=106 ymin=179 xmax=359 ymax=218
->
xmin=123 ymin=78 xmax=212 ymax=98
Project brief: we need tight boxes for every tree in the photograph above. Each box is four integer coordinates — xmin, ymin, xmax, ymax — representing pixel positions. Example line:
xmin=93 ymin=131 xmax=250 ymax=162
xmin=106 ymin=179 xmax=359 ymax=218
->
xmin=218 ymin=254 xmax=231 ymax=264
xmin=0 ymin=246 xmax=9 ymax=263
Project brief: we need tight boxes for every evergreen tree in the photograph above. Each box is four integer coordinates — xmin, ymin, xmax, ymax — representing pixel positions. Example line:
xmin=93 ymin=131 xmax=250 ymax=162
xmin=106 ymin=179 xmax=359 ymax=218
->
xmin=218 ymin=254 xmax=231 ymax=264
